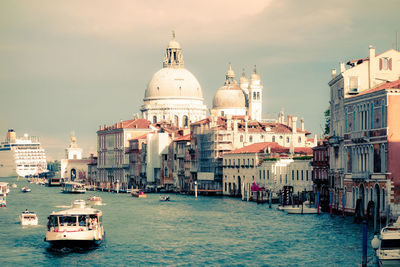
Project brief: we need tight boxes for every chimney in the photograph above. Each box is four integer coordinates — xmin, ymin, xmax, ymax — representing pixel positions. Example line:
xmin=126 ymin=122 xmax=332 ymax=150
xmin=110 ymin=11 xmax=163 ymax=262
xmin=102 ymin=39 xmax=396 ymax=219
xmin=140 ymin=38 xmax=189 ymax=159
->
xmin=369 ymin=45 xmax=376 ymax=88
xmin=331 ymin=69 xmax=337 ymax=80
xmin=292 ymin=116 xmax=297 ymax=134
xmin=301 ymin=118 xmax=304 ymax=131
xmin=340 ymin=62 xmax=346 ymax=73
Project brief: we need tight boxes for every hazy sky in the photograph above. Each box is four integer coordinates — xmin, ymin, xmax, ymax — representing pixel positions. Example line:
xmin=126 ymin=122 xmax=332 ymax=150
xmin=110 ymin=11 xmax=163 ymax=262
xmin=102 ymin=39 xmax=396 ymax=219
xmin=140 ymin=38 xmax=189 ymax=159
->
xmin=1 ymin=0 xmax=399 ymax=160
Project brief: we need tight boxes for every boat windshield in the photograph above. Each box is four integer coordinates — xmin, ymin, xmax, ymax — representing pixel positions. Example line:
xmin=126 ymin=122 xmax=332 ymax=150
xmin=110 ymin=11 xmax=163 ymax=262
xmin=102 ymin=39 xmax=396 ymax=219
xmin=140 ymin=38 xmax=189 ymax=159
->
xmin=59 ymin=216 xmax=77 ymax=226
xmin=381 ymin=239 xmax=400 ymax=249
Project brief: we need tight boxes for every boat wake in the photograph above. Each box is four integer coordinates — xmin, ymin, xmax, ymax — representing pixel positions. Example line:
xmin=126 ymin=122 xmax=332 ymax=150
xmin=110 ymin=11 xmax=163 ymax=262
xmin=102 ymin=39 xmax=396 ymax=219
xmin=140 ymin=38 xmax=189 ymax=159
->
xmin=54 ymin=205 xmax=71 ymax=208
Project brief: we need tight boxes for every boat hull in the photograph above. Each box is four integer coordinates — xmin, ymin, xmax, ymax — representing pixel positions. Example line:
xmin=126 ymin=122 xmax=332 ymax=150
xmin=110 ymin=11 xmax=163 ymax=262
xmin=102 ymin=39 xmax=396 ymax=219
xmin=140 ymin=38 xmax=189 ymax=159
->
xmin=379 ymin=259 xmax=400 ymax=266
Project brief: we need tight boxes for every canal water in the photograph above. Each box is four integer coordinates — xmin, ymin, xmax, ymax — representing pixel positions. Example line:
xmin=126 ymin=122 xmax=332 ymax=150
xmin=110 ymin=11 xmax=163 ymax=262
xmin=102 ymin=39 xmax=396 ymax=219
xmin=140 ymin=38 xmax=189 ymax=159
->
xmin=1 ymin=176 xmax=377 ymax=266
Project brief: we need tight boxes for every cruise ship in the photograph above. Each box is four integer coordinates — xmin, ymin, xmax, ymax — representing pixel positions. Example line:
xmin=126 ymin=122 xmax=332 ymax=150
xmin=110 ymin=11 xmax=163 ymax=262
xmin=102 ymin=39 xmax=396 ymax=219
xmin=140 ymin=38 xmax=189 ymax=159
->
xmin=0 ymin=129 xmax=48 ymax=177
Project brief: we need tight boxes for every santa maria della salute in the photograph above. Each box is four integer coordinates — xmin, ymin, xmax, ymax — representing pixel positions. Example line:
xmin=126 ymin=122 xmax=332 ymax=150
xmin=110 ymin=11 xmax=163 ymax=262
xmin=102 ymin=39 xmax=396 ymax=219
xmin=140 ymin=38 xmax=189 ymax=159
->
xmin=140 ymin=33 xmax=263 ymax=125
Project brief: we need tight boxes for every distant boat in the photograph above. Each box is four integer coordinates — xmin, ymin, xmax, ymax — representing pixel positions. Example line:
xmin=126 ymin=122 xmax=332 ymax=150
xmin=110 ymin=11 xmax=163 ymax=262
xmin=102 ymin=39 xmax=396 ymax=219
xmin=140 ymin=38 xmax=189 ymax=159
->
xmin=21 ymin=186 xmax=31 ymax=193
xmin=11 ymin=183 xmax=18 ymax=188
xmin=47 ymin=177 xmax=61 ymax=187
xmin=20 ymin=210 xmax=38 ymax=226
xmin=283 ymin=201 xmax=318 ymax=214
xmin=87 ymin=195 xmax=102 ymax=206
xmin=160 ymin=196 xmax=170 ymax=201
xmin=131 ymin=189 xmax=146 ymax=198
xmin=62 ymin=182 xmax=86 ymax=194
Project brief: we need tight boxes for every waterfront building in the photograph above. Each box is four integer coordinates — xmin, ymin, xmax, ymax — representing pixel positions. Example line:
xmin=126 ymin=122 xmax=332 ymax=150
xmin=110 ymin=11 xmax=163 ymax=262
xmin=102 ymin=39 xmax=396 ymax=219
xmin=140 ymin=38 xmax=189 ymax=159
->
xmin=140 ymin=33 xmax=207 ymax=127
xmin=190 ymin=113 xmax=315 ymax=194
xmin=61 ymin=134 xmax=91 ymax=181
xmin=127 ymin=133 xmax=150 ymax=189
xmin=96 ymin=119 xmax=153 ymax=191
xmin=328 ymin=45 xmax=400 ymax=216
xmin=0 ymin=129 xmax=47 ymax=177
xmin=222 ymin=142 xmax=313 ymax=198
xmin=87 ymin=154 xmax=98 ymax=187
xmin=171 ymin=133 xmax=191 ymax=192
xmin=211 ymin=64 xmax=263 ymax=120
xmin=311 ymin=140 xmax=330 ymax=209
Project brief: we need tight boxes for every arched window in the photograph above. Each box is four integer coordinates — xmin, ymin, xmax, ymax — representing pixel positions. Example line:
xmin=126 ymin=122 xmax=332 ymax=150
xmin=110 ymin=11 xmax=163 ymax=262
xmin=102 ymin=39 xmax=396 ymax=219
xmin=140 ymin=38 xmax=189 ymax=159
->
xmin=240 ymin=135 xmax=243 ymax=142
xmin=183 ymin=115 xmax=189 ymax=127
xmin=272 ymin=136 xmax=275 ymax=142
xmin=298 ymin=137 xmax=301 ymax=143
xmin=249 ymin=136 xmax=253 ymax=143
xmin=153 ymin=116 xmax=157 ymax=123
xmin=256 ymin=92 xmax=260 ymax=100
xmin=174 ymin=115 xmax=179 ymax=126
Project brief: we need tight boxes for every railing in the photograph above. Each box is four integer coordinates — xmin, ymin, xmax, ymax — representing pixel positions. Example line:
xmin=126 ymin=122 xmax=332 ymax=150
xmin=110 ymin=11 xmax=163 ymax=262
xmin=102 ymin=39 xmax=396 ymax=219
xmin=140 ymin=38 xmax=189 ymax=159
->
xmin=351 ymin=171 xmax=370 ymax=180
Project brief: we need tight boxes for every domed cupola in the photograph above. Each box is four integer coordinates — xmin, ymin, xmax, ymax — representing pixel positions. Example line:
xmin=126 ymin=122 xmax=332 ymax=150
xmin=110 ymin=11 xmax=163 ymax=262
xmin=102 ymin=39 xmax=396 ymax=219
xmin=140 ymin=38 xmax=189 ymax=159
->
xmin=240 ymin=69 xmax=249 ymax=85
xmin=211 ymin=64 xmax=247 ymax=116
xmin=141 ymin=33 xmax=207 ymax=127
xmin=250 ymin=65 xmax=261 ymax=85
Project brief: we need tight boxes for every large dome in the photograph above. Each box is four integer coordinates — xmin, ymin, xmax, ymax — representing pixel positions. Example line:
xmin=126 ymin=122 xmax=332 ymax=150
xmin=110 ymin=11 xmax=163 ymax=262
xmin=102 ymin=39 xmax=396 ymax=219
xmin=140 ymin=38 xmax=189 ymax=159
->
xmin=213 ymin=84 xmax=246 ymax=108
xmin=144 ymin=68 xmax=203 ymax=100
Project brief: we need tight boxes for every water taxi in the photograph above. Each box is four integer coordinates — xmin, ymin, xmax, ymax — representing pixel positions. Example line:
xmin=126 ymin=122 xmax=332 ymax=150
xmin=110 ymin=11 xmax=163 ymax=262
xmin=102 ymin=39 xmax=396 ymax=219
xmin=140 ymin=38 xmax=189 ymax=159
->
xmin=20 ymin=210 xmax=38 ymax=226
xmin=21 ymin=186 xmax=31 ymax=193
xmin=131 ymin=189 xmax=147 ymax=198
xmin=44 ymin=200 xmax=105 ymax=247
xmin=372 ymin=217 xmax=400 ymax=266
xmin=87 ymin=195 xmax=102 ymax=206
xmin=283 ymin=201 xmax=318 ymax=214
xmin=62 ymin=182 xmax=86 ymax=194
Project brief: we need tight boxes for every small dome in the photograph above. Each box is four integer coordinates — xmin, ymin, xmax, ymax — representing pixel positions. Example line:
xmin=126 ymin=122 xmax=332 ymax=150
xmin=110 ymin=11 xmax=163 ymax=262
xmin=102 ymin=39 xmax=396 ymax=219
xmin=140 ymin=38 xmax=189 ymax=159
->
xmin=250 ymin=66 xmax=260 ymax=81
xmin=145 ymin=68 xmax=203 ymax=99
xmin=213 ymin=84 xmax=246 ymax=108
xmin=168 ymin=38 xmax=181 ymax=49
xmin=240 ymin=70 xmax=248 ymax=84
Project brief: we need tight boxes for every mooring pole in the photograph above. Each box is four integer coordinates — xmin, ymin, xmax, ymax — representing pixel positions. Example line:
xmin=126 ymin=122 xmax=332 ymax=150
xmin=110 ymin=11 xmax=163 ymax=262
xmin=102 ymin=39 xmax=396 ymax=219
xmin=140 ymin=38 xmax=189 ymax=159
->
xmin=362 ymin=219 xmax=367 ymax=267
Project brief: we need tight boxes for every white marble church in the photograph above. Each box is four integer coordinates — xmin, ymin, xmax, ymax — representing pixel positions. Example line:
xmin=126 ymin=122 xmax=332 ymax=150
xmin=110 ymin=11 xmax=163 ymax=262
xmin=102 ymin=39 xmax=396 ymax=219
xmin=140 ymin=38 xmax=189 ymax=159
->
xmin=140 ymin=33 xmax=208 ymax=128
xmin=211 ymin=64 xmax=263 ymax=120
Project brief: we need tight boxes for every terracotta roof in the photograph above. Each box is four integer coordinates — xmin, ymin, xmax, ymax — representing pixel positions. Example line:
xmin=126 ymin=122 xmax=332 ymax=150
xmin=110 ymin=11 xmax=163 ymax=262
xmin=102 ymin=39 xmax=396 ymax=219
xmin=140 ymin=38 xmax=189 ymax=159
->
xmin=349 ymin=79 xmax=400 ymax=98
xmin=174 ymin=134 xmax=191 ymax=142
xmin=226 ymin=142 xmax=313 ymax=155
xmin=101 ymin=119 xmax=152 ymax=131
xmin=226 ymin=142 xmax=288 ymax=154
xmin=130 ymin=133 xmax=151 ymax=141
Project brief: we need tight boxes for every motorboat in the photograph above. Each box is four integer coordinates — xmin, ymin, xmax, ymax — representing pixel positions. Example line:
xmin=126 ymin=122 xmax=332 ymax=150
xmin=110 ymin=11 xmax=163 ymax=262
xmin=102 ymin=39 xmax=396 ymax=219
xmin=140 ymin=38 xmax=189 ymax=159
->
xmin=87 ymin=195 xmax=102 ymax=206
xmin=131 ymin=189 xmax=147 ymax=198
xmin=19 ymin=210 xmax=38 ymax=226
xmin=284 ymin=201 xmax=318 ymax=214
xmin=0 ymin=182 xmax=8 ymax=207
xmin=62 ymin=182 xmax=86 ymax=194
xmin=160 ymin=196 xmax=170 ymax=201
xmin=47 ymin=177 xmax=61 ymax=187
xmin=372 ymin=217 xmax=400 ymax=266
xmin=44 ymin=200 xmax=105 ymax=247
xmin=11 ymin=183 xmax=18 ymax=189
xmin=21 ymin=186 xmax=31 ymax=193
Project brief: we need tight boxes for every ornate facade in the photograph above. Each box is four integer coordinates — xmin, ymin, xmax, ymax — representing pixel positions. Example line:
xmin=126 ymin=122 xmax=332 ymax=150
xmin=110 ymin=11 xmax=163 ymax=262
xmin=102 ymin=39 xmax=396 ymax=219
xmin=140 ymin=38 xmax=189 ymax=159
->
xmin=140 ymin=33 xmax=207 ymax=128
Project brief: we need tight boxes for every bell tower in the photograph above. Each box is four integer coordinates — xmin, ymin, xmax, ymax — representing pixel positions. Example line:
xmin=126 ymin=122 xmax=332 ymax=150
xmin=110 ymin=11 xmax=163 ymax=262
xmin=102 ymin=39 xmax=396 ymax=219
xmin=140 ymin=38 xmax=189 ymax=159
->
xmin=248 ymin=66 xmax=263 ymax=121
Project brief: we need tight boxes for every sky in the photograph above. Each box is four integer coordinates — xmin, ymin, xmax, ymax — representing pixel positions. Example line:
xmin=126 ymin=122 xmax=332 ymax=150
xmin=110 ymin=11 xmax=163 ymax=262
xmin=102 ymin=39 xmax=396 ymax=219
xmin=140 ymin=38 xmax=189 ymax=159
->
xmin=1 ymin=0 xmax=399 ymax=160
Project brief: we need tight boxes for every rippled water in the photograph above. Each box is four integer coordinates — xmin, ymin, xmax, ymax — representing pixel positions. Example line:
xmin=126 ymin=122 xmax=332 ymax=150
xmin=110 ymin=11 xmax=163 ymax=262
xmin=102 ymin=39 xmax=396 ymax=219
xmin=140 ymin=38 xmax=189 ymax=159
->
xmin=0 ymin=177 xmax=377 ymax=266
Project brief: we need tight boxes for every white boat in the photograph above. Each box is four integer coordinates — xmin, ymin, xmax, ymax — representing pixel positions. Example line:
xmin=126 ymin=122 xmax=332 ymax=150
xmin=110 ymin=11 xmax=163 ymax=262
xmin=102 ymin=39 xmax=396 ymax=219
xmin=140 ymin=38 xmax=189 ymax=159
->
xmin=44 ymin=200 xmax=105 ymax=247
xmin=87 ymin=195 xmax=102 ymax=206
xmin=11 ymin=183 xmax=18 ymax=188
xmin=62 ymin=182 xmax=86 ymax=194
xmin=0 ymin=129 xmax=48 ymax=177
xmin=21 ymin=186 xmax=31 ymax=193
xmin=19 ymin=210 xmax=38 ymax=226
xmin=372 ymin=217 xmax=400 ymax=266
xmin=160 ymin=196 xmax=170 ymax=201
xmin=284 ymin=201 xmax=318 ymax=214
xmin=0 ymin=182 xmax=8 ymax=207
xmin=131 ymin=189 xmax=146 ymax=198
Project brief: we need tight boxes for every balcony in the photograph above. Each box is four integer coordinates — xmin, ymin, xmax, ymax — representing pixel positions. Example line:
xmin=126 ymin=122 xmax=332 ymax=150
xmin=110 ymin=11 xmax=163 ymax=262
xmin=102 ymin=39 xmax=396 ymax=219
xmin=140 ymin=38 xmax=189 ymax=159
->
xmin=351 ymin=131 xmax=369 ymax=143
xmin=350 ymin=171 xmax=370 ymax=180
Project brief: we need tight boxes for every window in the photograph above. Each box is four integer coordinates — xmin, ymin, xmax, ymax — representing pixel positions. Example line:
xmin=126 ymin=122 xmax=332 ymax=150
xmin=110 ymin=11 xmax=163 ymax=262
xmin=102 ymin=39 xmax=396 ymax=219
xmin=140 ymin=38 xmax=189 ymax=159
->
xmin=286 ymin=137 xmax=290 ymax=143
xmin=298 ymin=137 xmax=301 ymax=143
xmin=380 ymin=57 xmax=392 ymax=71
xmin=297 ymin=170 xmax=299 ymax=180
xmin=252 ymin=159 xmax=254 ymax=166
xmin=272 ymin=136 xmax=276 ymax=142
xmin=301 ymin=170 xmax=303 ymax=180
xmin=267 ymin=170 xmax=270 ymax=180
xmin=263 ymin=170 xmax=265 ymax=179
xmin=259 ymin=170 xmax=261 ymax=179
xmin=253 ymin=92 xmax=256 ymax=100
xmin=238 ymin=159 xmax=240 ymax=167
xmin=153 ymin=116 xmax=157 ymax=123
xmin=292 ymin=170 xmax=294 ymax=180
xmin=240 ymin=135 xmax=243 ymax=142
xmin=374 ymin=144 xmax=381 ymax=173
xmin=257 ymin=92 xmax=260 ymax=100
xmin=249 ymin=136 xmax=253 ymax=142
